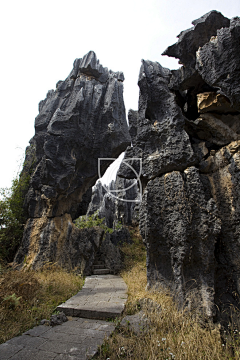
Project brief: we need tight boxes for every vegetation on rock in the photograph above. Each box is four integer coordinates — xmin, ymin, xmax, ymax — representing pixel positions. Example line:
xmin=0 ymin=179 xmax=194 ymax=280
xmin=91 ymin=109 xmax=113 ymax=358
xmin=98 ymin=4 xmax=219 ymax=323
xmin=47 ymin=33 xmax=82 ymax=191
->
xmin=0 ymin=174 xmax=30 ymax=263
xmin=74 ymin=212 xmax=121 ymax=234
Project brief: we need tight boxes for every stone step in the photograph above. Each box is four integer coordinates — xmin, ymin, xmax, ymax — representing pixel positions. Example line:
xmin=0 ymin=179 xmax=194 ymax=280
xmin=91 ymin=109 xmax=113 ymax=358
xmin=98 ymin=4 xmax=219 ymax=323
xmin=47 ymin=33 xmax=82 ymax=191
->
xmin=0 ymin=275 xmax=128 ymax=360
xmin=57 ymin=275 xmax=128 ymax=320
xmin=93 ymin=264 xmax=105 ymax=269
xmin=94 ymin=261 xmax=105 ymax=266
xmin=93 ymin=269 xmax=110 ymax=275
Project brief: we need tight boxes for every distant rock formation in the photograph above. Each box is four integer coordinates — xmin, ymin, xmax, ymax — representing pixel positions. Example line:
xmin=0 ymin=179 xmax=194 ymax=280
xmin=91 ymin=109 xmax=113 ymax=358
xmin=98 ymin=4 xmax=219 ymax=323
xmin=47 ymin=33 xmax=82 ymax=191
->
xmin=85 ymin=177 xmax=139 ymax=247
xmin=119 ymin=11 xmax=240 ymax=321
xmin=87 ymin=177 xmax=140 ymax=228
xmin=14 ymin=51 xmax=131 ymax=272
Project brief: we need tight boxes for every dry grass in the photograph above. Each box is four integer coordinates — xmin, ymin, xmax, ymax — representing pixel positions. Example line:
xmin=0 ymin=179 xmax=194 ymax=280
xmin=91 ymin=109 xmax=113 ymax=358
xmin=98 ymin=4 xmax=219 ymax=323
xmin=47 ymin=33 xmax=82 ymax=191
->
xmin=95 ymin=226 xmax=240 ymax=360
xmin=0 ymin=263 xmax=84 ymax=344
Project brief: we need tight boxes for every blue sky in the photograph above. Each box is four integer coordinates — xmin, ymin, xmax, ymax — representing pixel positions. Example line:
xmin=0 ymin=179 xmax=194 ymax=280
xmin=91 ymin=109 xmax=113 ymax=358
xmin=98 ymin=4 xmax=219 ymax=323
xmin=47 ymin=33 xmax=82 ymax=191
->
xmin=0 ymin=0 xmax=240 ymax=188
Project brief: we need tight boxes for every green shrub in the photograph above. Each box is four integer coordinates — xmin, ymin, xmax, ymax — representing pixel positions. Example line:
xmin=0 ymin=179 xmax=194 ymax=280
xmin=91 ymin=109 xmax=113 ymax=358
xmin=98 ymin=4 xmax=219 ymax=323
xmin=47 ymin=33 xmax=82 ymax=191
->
xmin=74 ymin=213 xmax=115 ymax=234
xmin=0 ymin=174 xmax=30 ymax=263
xmin=2 ymin=293 xmax=22 ymax=310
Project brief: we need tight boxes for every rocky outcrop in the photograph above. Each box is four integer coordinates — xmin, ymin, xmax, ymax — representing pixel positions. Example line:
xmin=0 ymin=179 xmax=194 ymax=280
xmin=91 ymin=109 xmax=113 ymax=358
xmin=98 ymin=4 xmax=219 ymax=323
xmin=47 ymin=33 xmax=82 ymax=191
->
xmin=120 ymin=11 xmax=240 ymax=320
xmin=14 ymin=51 xmax=131 ymax=271
xmin=139 ymin=167 xmax=221 ymax=317
xmin=162 ymin=10 xmax=230 ymax=69
xmin=87 ymin=177 xmax=140 ymax=227
xmin=98 ymin=233 xmax=124 ymax=274
xmin=196 ymin=17 xmax=240 ymax=110
xmin=14 ymin=214 xmax=104 ymax=275
xmin=86 ymin=180 xmax=107 ymax=217
xmin=118 ymin=60 xmax=196 ymax=182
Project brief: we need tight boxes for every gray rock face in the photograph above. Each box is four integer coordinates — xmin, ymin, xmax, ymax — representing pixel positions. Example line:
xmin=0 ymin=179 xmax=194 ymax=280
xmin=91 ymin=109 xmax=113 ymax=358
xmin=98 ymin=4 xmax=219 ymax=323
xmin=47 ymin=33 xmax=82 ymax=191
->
xmin=139 ymin=167 xmax=221 ymax=317
xmin=29 ymin=50 xmax=130 ymax=219
xmin=112 ymin=177 xmax=140 ymax=227
xmin=200 ymin=141 xmax=240 ymax=316
xmin=107 ymin=226 xmax=132 ymax=246
xmin=118 ymin=60 xmax=196 ymax=181
xmin=14 ymin=51 xmax=131 ymax=270
xmin=162 ymin=10 xmax=230 ymax=68
xmin=87 ymin=177 xmax=140 ymax=228
xmin=99 ymin=191 xmax=116 ymax=228
xmin=14 ymin=214 xmax=104 ymax=275
xmin=87 ymin=180 xmax=107 ymax=217
xmin=120 ymin=311 xmax=149 ymax=334
xmin=196 ymin=17 xmax=240 ymax=110
xmin=163 ymin=10 xmax=230 ymax=99
xmin=120 ymin=11 xmax=240 ymax=321
xmin=98 ymin=233 xmax=124 ymax=274
xmin=163 ymin=11 xmax=231 ymax=122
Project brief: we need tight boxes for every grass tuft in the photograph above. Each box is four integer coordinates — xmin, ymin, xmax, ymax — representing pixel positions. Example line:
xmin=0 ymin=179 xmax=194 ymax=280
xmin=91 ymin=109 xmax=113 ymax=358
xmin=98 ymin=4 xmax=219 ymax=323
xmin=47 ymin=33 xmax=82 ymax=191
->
xmin=0 ymin=263 xmax=84 ymax=344
xmin=95 ymin=226 xmax=240 ymax=360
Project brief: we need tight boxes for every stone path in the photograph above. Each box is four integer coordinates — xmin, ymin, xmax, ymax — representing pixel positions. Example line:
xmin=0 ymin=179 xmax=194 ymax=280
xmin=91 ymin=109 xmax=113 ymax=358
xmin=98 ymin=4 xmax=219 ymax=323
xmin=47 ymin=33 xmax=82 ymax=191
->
xmin=0 ymin=275 xmax=128 ymax=360
xmin=57 ymin=275 xmax=127 ymax=319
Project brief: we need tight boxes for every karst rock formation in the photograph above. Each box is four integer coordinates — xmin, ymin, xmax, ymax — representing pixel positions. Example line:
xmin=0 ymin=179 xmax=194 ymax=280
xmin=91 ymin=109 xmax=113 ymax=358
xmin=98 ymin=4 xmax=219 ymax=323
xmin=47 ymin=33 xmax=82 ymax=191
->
xmin=14 ymin=51 xmax=131 ymax=273
xmin=118 ymin=10 xmax=240 ymax=320
xmin=14 ymin=10 xmax=240 ymax=321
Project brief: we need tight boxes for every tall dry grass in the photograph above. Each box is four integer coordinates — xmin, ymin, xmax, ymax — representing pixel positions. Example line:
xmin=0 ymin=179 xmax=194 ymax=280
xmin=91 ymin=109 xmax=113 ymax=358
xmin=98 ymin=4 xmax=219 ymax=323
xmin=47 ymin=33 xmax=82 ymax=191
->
xmin=0 ymin=263 xmax=84 ymax=344
xmin=96 ymin=226 xmax=240 ymax=360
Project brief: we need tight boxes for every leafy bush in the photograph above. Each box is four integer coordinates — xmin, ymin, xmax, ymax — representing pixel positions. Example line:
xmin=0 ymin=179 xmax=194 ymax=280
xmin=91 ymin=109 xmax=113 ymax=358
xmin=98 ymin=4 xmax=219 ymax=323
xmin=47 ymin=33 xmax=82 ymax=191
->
xmin=74 ymin=213 xmax=114 ymax=234
xmin=2 ymin=293 xmax=22 ymax=310
xmin=0 ymin=174 xmax=30 ymax=263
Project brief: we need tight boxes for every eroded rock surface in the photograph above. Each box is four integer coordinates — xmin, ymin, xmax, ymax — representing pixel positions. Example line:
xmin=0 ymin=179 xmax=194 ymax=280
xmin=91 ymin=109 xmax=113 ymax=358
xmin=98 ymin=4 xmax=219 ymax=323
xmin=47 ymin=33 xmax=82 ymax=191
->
xmin=118 ymin=60 xmax=196 ymax=181
xmin=139 ymin=167 xmax=221 ymax=317
xmin=196 ymin=17 xmax=240 ymax=110
xmin=87 ymin=177 xmax=140 ymax=228
xmin=14 ymin=51 xmax=131 ymax=272
xmin=120 ymin=11 xmax=240 ymax=321
xmin=14 ymin=214 xmax=105 ymax=275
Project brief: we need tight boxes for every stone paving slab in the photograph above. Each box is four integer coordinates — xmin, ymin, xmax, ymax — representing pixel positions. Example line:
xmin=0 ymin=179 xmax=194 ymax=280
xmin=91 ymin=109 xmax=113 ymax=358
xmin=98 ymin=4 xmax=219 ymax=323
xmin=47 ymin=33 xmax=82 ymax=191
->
xmin=0 ymin=318 xmax=115 ymax=360
xmin=0 ymin=275 xmax=128 ymax=360
xmin=57 ymin=275 xmax=128 ymax=320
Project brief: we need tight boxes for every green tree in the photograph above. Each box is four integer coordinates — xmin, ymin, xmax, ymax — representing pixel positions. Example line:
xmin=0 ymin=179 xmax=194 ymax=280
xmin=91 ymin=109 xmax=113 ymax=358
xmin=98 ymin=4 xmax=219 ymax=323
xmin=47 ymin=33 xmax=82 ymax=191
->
xmin=0 ymin=174 xmax=30 ymax=263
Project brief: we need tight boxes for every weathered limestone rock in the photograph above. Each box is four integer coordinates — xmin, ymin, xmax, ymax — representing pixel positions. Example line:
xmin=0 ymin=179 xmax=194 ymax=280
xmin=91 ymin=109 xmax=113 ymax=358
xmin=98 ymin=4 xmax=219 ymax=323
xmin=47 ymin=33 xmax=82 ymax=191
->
xmin=120 ymin=311 xmax=150 ymax=334
xmin=196 ymin=17 xmax=240 ymax=110
xmin=86 ymin=180 xmax=107 ymax=217
xmin=118 ymin=60 xmax=196 ymax=181
xmin=185 ymin=91 xmax=240 ymax=147
xmin=197 ymin=92 xmax=237 ymax=114
xmin=163 ymin=11 xmax=230 ymax=93
xmin=15 ymin=214 xmax=104 ymax=275
xmin=98 ymin=233 xmax=124 ymax=274
xmin=113 ymin=177 xmax=140 ymax=226
xmin=120 ymin=11 xmax=240 ymax=320
xmin=28 ymin=51 xmax=130 ymax=219
xmin=203 ymin=142 xmax=240 ymax=314
xmin=107 ymin=226 xmax=132 ymax=246
xmin=87 ymin=177 xmax=140 ymax=228
xmin=162 ymin=10 xmax=230 ymax=68
xmin=139 ymin=167 xmax=221 ymax=317
xmin=14 ymin=51 xmax=131 ymax=270
xmin=164 ymin=12 xmax=232 ymax=122
xmin=185 ymin=113 xmax=240 ymax=146
xmin=192 ymin=141 xmax=208 ymax=162
xmin=99 ymin=192 xmax=116 ymax=228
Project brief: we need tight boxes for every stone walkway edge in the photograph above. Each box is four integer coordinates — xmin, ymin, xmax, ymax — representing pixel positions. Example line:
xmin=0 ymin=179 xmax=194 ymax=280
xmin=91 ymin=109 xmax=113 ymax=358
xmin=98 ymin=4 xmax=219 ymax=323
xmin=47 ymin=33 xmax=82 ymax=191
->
xmin=0 ymin=275 xmax=128 ymax=360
